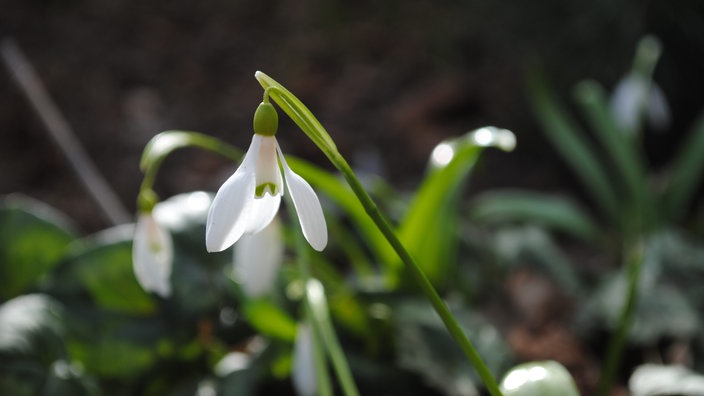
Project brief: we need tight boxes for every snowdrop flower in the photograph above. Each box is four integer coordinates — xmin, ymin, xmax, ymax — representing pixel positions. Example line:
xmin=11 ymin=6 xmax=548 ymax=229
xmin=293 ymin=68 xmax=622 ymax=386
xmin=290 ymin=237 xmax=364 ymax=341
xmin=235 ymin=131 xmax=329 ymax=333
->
xmin=233 ymin=218 xmax=284 ymax=297
xmin=292 ymin=323 xmax=316 ymax=396
xmin=206 ymin=101 xmax=327 ymax=252
xmin=132 ymin=212 xmax=173 ymax=297
xmin=611 ymin=73 xmax=671 ymax=134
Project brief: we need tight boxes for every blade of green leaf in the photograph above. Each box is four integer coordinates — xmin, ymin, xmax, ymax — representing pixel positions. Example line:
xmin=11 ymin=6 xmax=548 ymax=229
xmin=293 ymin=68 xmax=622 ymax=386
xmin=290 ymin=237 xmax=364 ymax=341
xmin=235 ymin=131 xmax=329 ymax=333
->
xmin=470 ymin=189 xmax=602 ymax=244
xmin=662 ymin=110 xmax=704 ymax=222
xmin=527 ymin=72 xmax=621 ymax=225
xmin=399 ymin=128 xmax=514 ymax=287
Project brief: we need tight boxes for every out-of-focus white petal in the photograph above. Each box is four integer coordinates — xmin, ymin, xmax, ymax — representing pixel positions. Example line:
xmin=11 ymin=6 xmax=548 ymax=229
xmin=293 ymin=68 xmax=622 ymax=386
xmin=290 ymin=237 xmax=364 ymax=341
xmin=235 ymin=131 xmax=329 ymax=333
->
xmin=611 ymin=74 xmax=645 ymax=134
xmin=234 ymin=218 xmax=283 ymax=297
xmin=205 ymin=136 xmax=262 ymax=252
xmin=611 ymin=74 xmax=671 ymax=133
xmin=292 ymin=324 xmax=316 ymax=396
xmin=132 ymin=213 xmax=173 ymax=297
xmin=243 ymin=194 xmax=281 ymax=234
xmin=277 ymin=147 xmax=328 ymax=251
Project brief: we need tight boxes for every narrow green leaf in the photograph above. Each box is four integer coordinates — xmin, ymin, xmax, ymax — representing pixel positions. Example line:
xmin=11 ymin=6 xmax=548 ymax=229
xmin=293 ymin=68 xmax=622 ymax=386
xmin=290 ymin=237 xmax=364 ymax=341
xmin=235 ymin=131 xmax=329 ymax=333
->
xmin=527 ymin=73 xmax=621 ymax=225
xmin=663 ymin=110 xmax=704 ymax=222
xmin=399 ymin=128 xmax=514 ymax=286
xmin=573 ymin=80 xmax=655 ymax=231
xmin=470 ymin=189 xmax=602 ymax=243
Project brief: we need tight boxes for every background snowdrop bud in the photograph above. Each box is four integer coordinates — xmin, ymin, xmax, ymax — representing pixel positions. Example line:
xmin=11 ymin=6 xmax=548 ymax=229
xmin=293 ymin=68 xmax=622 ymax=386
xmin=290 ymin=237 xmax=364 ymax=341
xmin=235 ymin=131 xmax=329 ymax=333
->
xmin=499 ymin=360 xmax=580 ymax=396
xmin=611 ymin=74 xmax=671 ymax=134
xmin=233 ymin=218 xmax=284 ymax=297
xmin=292 ymin=323 xmax=316 ymax=396
xmin=132 ymin=212 xmax=173 ymax=297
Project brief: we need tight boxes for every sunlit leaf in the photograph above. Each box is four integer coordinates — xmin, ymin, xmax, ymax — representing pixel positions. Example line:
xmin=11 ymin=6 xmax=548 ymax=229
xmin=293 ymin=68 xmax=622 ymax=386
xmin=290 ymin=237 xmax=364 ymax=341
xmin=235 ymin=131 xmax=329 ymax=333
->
xmin=399 ymin=128 xmax=515 ymax=287
xmin=0 ymin=196 xmax=76 ymax=300
xmin=244 ymin=298 xmax=297 ymax=342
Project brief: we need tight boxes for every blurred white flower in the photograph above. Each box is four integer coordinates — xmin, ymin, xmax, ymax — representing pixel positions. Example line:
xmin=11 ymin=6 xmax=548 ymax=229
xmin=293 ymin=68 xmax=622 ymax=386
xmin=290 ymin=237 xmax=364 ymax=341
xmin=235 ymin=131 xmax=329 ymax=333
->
xmin=233 ymin=218 xmax=284 ymax=297
xmin=205 ymin=103 xmax=327 ymax=252
xmin=132 ymin=213 xmax=173 ymax=297
xmin=611 ymin=74 xmax=671 ymax=134
xmin=292 ymin=323 xmax=316 ymax=396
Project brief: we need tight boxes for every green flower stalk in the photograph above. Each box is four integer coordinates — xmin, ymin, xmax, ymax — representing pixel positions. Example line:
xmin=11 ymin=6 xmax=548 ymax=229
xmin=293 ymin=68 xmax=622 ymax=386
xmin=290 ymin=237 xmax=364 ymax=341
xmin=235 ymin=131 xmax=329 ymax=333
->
xmin=256 ymin=71 xmax=503 ymax=396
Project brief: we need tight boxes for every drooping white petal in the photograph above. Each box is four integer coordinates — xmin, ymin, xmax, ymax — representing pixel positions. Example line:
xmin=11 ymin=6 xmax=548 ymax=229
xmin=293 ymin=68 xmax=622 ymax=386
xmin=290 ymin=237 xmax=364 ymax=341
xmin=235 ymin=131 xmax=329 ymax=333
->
xmin=234 ymin=218 xmax=283 ymax=297
xmin=277 ymin=146 xmax=328 ymax=251
xmin=132 ymin=213 xmax=173 ymax=297
xmin=205 ymin=136 xmax=262 ymax=252
xmin=292 ymin=324 xmax=316 ymax=396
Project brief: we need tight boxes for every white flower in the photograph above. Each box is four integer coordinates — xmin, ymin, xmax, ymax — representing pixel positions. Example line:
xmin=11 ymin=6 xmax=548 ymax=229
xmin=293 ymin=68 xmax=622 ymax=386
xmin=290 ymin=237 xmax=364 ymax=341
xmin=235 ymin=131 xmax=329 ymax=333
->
xmin=292 ymin=323 xmax=316 ymax=396
xmin=205 ymin=104 xmax=327 ymax=252
xmin=233 ymin=218 xmax=284 ymax=297
xmin=132 ymin=213 xmax=173 ymax=297
xmin=611 ymin=74 xmax=671 ymax=134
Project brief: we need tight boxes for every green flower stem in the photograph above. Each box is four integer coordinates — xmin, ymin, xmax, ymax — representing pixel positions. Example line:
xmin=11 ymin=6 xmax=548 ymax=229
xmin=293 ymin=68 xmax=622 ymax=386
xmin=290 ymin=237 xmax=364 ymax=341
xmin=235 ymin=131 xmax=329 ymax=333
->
xmin=138 ymin=130 xmax=242 ymax=211
xmin=335 ymin=155 xmax=503 ymax=396
xmin=308 ymin=307 xmax=334 ymax=396
xmin=597 ymin=243 xmax=645 ymax=396
xmin=257 ymin=71 xmax=502 ymax=396
xmin=288 ymin=196 xmax=360 ymax=396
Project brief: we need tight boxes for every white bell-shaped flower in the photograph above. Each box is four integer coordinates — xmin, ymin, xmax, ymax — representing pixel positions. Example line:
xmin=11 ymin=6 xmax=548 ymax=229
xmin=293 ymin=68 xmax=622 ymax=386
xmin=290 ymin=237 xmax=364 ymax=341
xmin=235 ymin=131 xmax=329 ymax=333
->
xmin=611 ymin=73 xmax=671 ymax=134
xmin=132 ymin=212 xmax=173 ymax=297
xmin=233 ymin=218 xmax=284 ymax=297
xmin=206 ymin=102 xmax=327 ymax=252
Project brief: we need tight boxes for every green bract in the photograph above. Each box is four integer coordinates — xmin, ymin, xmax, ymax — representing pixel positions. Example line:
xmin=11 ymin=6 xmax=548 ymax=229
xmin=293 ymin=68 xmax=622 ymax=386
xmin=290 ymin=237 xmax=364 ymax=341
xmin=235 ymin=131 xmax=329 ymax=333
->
xmin=253 ymin=101 xmax=279 ymax=136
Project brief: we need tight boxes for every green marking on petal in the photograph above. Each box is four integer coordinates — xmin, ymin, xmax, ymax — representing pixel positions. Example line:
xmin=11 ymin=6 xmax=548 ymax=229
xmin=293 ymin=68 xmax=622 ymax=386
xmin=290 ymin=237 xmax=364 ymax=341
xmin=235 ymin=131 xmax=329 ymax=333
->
xmin=256 ymin=183 xmax=278 ymax=197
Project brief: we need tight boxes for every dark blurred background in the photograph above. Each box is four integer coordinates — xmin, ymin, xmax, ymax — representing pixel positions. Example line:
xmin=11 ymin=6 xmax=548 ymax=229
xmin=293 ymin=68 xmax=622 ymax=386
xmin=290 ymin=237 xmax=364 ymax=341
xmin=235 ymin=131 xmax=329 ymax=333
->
xmin=2 ymin=0 xmax=704 ymax=231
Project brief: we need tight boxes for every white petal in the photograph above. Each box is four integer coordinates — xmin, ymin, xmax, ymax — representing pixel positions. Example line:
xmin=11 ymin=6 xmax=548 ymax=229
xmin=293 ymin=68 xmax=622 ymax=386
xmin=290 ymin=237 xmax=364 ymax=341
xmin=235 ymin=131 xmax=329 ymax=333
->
xmin=234 ymin=218 xmax=284 ymax=297
xmin=132 ymin=213 xmax=173 ymax=297
xmin=244 ymin=193 xmax=281 ymax=234
xmin=292 ymin=324 xmax=316 ymax=396
xmin=205 ymin=136 xmax=262 ymax=252
xmin=254 ymin=136 xmax=284 ymax=196
xmin=277 ymin=147 xmax=328 ymax=251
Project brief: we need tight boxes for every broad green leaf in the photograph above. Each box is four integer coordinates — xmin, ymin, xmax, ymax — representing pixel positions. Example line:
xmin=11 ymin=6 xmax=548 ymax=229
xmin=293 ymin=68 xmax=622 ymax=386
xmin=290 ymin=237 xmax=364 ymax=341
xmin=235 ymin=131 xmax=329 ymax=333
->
xmin=527 ymin=72 xmax=621 ymax=225
xmin=662 ymin=110 xmax=704 ymax=222
xmin=244 ymin=298 xmax=297 ymax=342
xmin=399 ymin=128 xmax=515 ymax=286
xmin=0 ymin=196 xmax=75 ymax=300
xmin=68 ymin=338 xmax=156 ymax=379
xmin=66 ymin=226 xmax=156 ymax=314
xmin=470 ymin=189 xmax=602 ymax=243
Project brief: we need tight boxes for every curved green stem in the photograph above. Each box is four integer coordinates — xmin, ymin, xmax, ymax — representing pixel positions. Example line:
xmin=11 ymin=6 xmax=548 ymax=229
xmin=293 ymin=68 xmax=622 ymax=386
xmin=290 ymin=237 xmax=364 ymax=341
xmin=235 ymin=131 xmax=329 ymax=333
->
xmin=257 ymin=71 xmax=502 ymax=396
xmin=137 ymin=130 xmax=242 ymax=211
